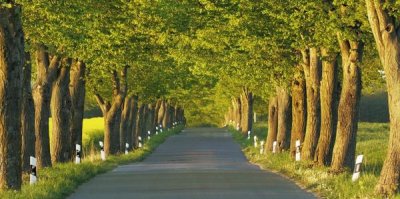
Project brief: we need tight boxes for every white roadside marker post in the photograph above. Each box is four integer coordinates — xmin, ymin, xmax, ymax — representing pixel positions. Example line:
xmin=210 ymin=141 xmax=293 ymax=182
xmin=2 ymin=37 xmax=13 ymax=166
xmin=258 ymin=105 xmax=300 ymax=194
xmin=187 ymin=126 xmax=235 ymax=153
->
xmin=253 ymin=136 xmax=258 ymax=148
xmin=147 ymin=131 xmax=151 ymax=140
xmin=160 ymin=124 xmax=163 ymax=133
xmin=260 ymin=141 xmax=265 ymax=154
xmin=138 ymin=136 xmax=142 ymax=148
xmin=352 ymin=155 xmax=364 ymax=182
xmin=236 ymin=124 xmax=239 ymax=131
xmin=99 ymin=141 xmax=106 ymax=161
xmin=156 ymin=126 xmax=159 ymax=135
xmin=272 ymin=141 xmax=277 ymax=154
xmin=75 ymin=144 xmax=81 ymax=164
xmin=295 ymin=140 xmax=301 ymax=161
xmin=30 ymin=156 xmax=37 ymax=185
xmin=247 ymin=131 xmax=251 ymax=140
xmin=125 ymin=143 xmax=129 ymax=155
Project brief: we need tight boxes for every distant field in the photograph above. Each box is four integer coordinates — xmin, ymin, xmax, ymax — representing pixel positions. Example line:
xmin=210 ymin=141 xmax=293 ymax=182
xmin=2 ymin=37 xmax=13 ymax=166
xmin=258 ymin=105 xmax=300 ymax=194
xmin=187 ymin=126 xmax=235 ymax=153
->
xmin=359 ymin=92 xmax=389 ymax=122
xmin=49 ymin=117 xmax=104 ymax=157
xmin=233 ymin=122 xmax=393 ymax=198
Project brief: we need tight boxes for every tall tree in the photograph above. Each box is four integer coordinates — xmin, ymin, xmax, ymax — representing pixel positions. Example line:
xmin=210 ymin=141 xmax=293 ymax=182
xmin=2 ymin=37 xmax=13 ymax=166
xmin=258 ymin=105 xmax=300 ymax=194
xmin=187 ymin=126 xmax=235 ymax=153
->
xmin=21 ymin=52 xmax=35 ymax=171
xmin=0 ymin=3 xmax=25 ymax=190
xmin=365 ymin=0 xmax=400 ymax=195
xmin=69 ymin=60 xmax=85 ymax=158
xmin=50 ymin=57 xmax=72 ymax=163
xmin=314 ymin=49 xmax=338 ymax=166
xmin=301 ymin=48 xmax=322 ymax=161
xmin=33 ymin=45 xmax=60 ymax=168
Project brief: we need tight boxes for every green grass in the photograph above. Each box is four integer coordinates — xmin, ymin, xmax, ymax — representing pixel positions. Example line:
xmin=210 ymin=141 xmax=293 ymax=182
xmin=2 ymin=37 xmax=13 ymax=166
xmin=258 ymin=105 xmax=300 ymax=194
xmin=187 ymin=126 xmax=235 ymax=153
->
xmin=231 ymin=122 xmax=397 ymax=199
xmin=1 ymin=117 xmax=183 ymax=199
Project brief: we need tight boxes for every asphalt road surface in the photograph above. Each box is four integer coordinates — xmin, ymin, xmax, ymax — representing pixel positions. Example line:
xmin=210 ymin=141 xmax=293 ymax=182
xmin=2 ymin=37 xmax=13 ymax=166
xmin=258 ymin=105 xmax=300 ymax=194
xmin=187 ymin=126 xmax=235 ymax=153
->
xmin=68 ymin=128 xmax=317 ymax=199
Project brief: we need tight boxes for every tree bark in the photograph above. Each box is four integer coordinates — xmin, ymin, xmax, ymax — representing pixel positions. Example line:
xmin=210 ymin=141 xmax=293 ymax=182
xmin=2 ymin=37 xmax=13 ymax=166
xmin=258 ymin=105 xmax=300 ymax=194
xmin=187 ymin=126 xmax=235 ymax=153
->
xmin=290 ymin=67 xmax=306 ymax=157
xmin=134 ymin=104 xmax=145 ymax=148
xmin=147 ymin=103 xmax=155 ymax=133
xmin=364 ymin=1 xmax=400 ymax=195
xmin=120 ymin=96 xmax=131 ymax=152
xmin=130 ymin=96 xmax=138 ymax=149
xmin=157 ymin=100 xmax=165 ymax=127
xmin=265 ymin=96 xmax=278 ymax=152
xmin=240 ymin=88 xmax=254 ymax=134
xmin=33 ymin=44 xmax=60 ymax=168
xmin=331 ymin=36 xmax=362 ymax=172
xmin=276 ymin=87 xmax=292 ymax=152
xmin=21 ymin=52 xmax=35 ymax=172
xmin=0 ymin=5 xmax=24 ymax=190
xmin=301 ymin=48 xmax=322 ymax=161
xmin=50 ymin=58 xmax=72 ymax=163
xmin=154 ymin=99 xmax=162 ymax=127
xmin=69 ymin=60 xmax=85 ymax=159
xmin=314 ymin=48 xmax=338 ymax=166
xmin=162 ymin=103 xmax=170 ymax=129
xmin=95 ymin=67 xmax=127 ymax=156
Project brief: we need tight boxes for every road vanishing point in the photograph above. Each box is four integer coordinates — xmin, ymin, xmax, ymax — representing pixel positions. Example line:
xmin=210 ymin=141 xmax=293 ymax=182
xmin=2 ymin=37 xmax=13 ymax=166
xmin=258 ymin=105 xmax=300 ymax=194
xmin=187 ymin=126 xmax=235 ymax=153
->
xmin=68 ymin=128 xmax=316 ymax=199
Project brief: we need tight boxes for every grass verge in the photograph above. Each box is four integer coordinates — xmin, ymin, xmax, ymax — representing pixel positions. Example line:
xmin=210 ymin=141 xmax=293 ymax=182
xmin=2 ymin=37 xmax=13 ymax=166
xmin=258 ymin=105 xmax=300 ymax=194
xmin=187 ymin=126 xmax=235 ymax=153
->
xmin=0 ymin=122 xmax=184 ymax=199
xmin=230 ymin=122 xmax=397 ymax=199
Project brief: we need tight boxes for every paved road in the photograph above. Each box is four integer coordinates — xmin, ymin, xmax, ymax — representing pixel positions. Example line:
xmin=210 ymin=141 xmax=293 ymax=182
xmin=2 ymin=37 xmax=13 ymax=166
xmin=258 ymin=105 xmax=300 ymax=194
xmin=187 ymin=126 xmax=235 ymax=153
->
xmin=68 ymin=128 xmax=316 ymax=199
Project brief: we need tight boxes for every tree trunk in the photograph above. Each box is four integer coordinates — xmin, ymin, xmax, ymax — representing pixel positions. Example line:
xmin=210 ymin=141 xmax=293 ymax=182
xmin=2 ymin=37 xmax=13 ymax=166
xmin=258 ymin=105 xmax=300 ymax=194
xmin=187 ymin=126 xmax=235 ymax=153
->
xmin=364 ymin=2 xmax=400 ymax=195
xmin=154 ymin=99 xmax=162 ymax=127
xmin=240 ymin=88 xmax=254 ymax=134
xmin=95 ymin=67 xmax=127 ymax=156
xmin=276 ymin=87 xmax=292 ymax=152
xmin=157 ymin=100 xmax=165 ymax=127
xmin=301 ymin=48 xmax=321 ymax=161
xmin=265 ymin=96 xmax=278 ymax=152
xmin=314 ymin=49 xmax=338 ymax=166
xmin=69 ymin=60 xmax=85 ymax=159
xmin=162 ymin=103 xmax=170 ymax=129
xmin=142 ymin=105 xmax=149 ymax=137
xmin=135 ymin=104 xmax=145 ymax=148
xmin=147 ymin=103 xmax=155 ymax=133
xmin=0 ymin=5 xmax=24 ymax=190
xmin=50 ymin=58 xmax=72 ymax=163
xmin=130 ymin=96 xmax=138 ymax=149
xmin=21 ymin=52 xmax=35 ymax=172
xmin=290 ymin=68 xmax=306 ymax=157
xmin=120 ymin=96 xmax=131 ymax=152
xmin=33 ymin=45 xmax=60 ymax=168
xmin=331 ymin=37 xmax=362 ymax=172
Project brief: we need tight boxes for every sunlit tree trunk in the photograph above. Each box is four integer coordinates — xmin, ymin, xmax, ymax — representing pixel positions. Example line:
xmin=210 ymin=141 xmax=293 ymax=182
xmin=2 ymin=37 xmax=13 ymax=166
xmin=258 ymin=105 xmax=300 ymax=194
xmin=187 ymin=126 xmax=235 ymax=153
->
xmin=0 ymin=5 xmax=24 ymax=190
xmin=331 ymin=36 xmax=362 ymax=172
xmin=364 ymin=1 xmax=400 ymax=195
xmin=33 ymin=44 xmax=60 ymax=168
xmin=290 ymin=67 xmax=306 ymax=158
xmin=120 ymin=96 xmax=131 ymax=152
xmin=157 ymin=100 xmax=165 ymax=127
xmin=69 ymin=60 xmax=85 ymax=159
xmin=301 ymin=48 xmax=321 ymax=161
xmin=50 ymin=58 xmax=72 ymax=163
xmin=314 ymin=49 xmax=338 ymax=166
xmin=276 ymin=87 xmax=291 ymax=152
xmin=240 ymin=88 xmax=253 ymax=134
xmin=95 ymin=67 xmax=127 ymax=155
xmin=265 ymin=96 xmax=278 ymax=152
